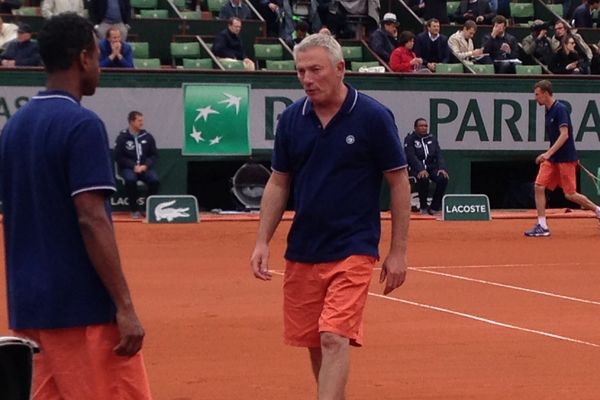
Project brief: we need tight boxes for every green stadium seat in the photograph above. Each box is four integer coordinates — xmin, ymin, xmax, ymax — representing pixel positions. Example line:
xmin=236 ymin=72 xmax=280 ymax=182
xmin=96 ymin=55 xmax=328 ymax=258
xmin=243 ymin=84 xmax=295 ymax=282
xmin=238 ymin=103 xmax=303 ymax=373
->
xmin=130 ymin=42 xmax=150 ymax=59
xmin=470 ymin=64 xmax=495 ymax=74
xmin=170 ymin=42 xmax=201 ymax=58
xmin=207 ymin=0 xmax=228 ymax=13
xmin=253 ymin=44 xmax=283 ymax=60
xmin=183 ymin=58 xmax=213 ymax=69
xmin=515 ymin=64 xmax=542 ymax=74
xmin=134 ymin=58 xmax=162 ymax=69
xmin=351 ymin=61 xmax=380 ymax=71
xmin=172 ymin=0 xmax=186 ymax=10
xmin=131 ymin=0 xmax=158 ymax=8
xmin=219 ymin=58 xmax=245 ymax=70
xmin=435 ymin=63 xmax=464 ymax=73
xmin=546 ymin=3 xmax=563 ymax=16
xmin=510 ymin=3 xmax=534 ymax=23
xmin=341 ymin=46 xmax=363 ymax=62
xmin=265 ymin=59 xmax=295 ymax=70
xmin=447 ymin=1 xmax=460 ymax=17
xmin=139 ymin=9 xmax=169 ymax=17
xmin=12 ymin=6 xmax=41 ymax=15
xmin=180 ymin=10 xmax=202 ymax=19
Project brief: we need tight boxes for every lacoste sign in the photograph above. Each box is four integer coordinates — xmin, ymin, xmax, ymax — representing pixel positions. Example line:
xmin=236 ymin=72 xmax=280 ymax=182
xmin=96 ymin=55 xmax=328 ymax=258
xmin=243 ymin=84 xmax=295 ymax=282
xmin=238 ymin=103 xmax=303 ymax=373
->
xmin=146 ymin=195 xmax=199 ymax=223
xmin=442 ymin=194 xmax=491 ymax=221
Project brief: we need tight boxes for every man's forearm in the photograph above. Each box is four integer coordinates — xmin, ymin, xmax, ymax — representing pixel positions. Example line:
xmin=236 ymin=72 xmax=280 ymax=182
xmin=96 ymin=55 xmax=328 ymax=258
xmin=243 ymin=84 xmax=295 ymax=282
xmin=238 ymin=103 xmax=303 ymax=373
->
xmin=255 ymin=175 xmax=289 ymax=245
xmin=387 ymin=169 xmax=411 ymax=255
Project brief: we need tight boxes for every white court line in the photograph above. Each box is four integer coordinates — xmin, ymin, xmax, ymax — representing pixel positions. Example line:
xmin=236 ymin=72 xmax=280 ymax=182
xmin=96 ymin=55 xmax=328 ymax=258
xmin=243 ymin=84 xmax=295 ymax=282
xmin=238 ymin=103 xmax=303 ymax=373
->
xmin=269 ymin=270 xmax=600 ymax=349
xmin=412 ymin=262 xmax=588 ymax=270
xmin=409 ymin=268 xmax=600 ymax=307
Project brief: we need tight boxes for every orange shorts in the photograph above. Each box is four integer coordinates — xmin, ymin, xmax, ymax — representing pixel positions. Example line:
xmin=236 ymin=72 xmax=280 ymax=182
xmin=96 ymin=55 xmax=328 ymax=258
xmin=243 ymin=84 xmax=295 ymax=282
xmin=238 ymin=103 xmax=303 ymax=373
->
xmin=14 ymin=323 xmax=152 ymax=400
xmin=283 ymin=255 xmax=376 ymax=348
xmin=535 ymin=160 xmax=578 ymax=195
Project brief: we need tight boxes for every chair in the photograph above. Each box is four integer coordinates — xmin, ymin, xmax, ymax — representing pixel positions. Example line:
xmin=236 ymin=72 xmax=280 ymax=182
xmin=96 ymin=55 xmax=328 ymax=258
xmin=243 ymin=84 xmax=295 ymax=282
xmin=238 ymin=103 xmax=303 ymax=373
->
xmin=131 ymin=0 xmax=158 ymax=8
xmin=183 ymin=58 xmax=213 ymax=68
xmin=436 ymin=63 xmax=464 ymax=73
xmin=515 ymin=64 xmax=542 ymax=74
xmin=265 ymin=59 xmax=295 ymax=70
xmin=253 ymin=44 xmax=283 ymax=60
xmin=139 ymin=9 xmax=169 ymax=17
xmin=219 ymin=59 xmax=245 ymax=70
xmin=172 ymin=0 xmax=186 ymax=10
xmin=447 ymin=1 xmax=460 ymax=17
xmin=180 ymin=10 xmax=202 ymax=19
xmin=546 ymin=3 xmax=563 ymax=16
xmin=207 ymin=0 xmax=228 ymax=14
xmin=351 ymin=61 xmax=380 ymax=71
xmin=0 ymin=336 xmax=39 ymax=400
xmin=12 ymin=6 xmax=41 ymax=15
xmin=341 ymin=46 xmax=363 ymax=62
xmin=470 ymin=64 xmax=495 ymax=74
xmin=170 ymin=42 xmax=201 ymax=65
xmin=130 ymin=42 xmax=150 ymax=59
xmin=134 ymin=58 xmax=162 ymax=68
xmin=510 ymin=3 xmax=534 ymax=23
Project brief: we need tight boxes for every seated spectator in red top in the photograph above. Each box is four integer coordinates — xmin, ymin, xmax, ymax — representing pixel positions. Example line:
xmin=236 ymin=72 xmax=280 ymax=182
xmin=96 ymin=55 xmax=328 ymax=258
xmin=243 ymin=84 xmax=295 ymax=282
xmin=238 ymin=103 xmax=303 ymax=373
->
xmin=389 ymin=31 xmax=424 ymax=72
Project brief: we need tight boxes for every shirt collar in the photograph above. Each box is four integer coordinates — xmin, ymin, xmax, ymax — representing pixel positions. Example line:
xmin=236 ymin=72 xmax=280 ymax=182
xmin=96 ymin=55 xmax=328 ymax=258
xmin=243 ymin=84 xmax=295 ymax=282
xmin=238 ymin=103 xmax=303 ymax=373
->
xmin=429 ymin=32 xmax=439 ymax=41
xmin=301 ymin=84 xmax=359 ymax=117
xmin=31 ymin=90 xmax=79 ymax=105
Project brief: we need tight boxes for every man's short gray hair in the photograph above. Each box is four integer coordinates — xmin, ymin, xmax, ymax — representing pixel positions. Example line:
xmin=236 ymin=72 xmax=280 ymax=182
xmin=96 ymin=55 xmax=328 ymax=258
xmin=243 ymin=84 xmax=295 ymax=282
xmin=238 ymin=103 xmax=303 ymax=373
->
xmin=293 ymin=33 xmax=344 ymax=65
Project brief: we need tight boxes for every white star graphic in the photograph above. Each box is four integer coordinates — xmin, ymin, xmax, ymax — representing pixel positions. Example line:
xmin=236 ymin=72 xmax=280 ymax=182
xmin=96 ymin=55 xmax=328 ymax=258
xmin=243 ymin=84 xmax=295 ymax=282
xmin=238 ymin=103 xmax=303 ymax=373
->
xmin=209 ymin=136 xmax=222 ymax=146
xmin=194 ymin=105 xmax=219 ymax=122
xmin=190 ymin=126 xmax=205 ymax=143
xmin=218 ymin=93 xmax=242 ymax=114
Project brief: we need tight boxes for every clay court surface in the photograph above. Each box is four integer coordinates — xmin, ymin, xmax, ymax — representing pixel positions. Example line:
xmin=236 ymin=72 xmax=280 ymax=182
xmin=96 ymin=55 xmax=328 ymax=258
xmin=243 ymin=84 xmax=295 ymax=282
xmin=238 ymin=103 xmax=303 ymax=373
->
xmin=2 ymin=212 xmax=600 ymax=399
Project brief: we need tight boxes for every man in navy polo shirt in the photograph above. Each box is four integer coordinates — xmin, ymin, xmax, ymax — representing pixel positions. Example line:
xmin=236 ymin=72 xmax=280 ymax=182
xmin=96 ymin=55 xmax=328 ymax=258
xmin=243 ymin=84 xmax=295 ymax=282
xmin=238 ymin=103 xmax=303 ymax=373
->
xmin=250 ymin=33 xmax=411 ymax=399
xmin=0 ymin=13 xmax=151 ymax=398
xmin=525 ymin=80 xmax=600 ymax=237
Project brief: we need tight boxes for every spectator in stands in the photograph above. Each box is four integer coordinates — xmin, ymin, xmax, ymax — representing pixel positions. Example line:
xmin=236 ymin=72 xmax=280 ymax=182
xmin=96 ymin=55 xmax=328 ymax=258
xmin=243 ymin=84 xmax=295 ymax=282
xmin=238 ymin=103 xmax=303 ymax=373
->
xmin=259 ymin=0 xmax=294 ymax=42
xmin=572 ymin=0 xmax=600 ymax=28
xmin=0 ymin=17 xmax=18 ymax=52
xmin=89 ymin=0 xmax=131 ymax=41
xmin=551 ymin=20 xmax=592 ymax=67
xmin=455 ymin=0 xmax=495 ymax=24
xmin=481 ymin=15 xmax=519 ymax=73
xmin=591 ymin=41 xmax=600 ymax=74
xmin=99 ymin=27 xmax=133 ymax=68
xmin=368 ymin=12 xmax=398 ymax=63
xmin=0 ymin=0 xmax=21 ymax=14
xmin=521 ymin=20 xmax=553 ymax=67
xmin=212 ymin=17 xmax=256 ymax=70
xmin=115 ymin=111 xmax=160 ymax=219
xmin=414 ymin=18 xmax=450 ymax=72
xmin=389 ymin=30 xmax=427 ymax=72
xmin=404 ymin=118 xmax=449 ymax=215
xmin=219 ymin=0 xmax=251 ymax=20
xmin=551 ymin=35 xmax=586 ymax=74
xmin=41 ymin=0 xmax=84 ymax=18
xmin=448 ymin=20 xmax=485 ymax=64
xmin=0 ymin=23 xmax=41 ymax=67
xmin=292 ymin=20 xmax=309 ymax=46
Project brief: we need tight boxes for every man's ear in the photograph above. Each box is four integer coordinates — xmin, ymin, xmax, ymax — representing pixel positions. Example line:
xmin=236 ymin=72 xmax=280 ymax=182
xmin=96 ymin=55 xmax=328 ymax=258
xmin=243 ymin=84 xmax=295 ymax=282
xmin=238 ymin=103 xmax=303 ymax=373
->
xmin=78 ymin=49 xmax=88 ymax=71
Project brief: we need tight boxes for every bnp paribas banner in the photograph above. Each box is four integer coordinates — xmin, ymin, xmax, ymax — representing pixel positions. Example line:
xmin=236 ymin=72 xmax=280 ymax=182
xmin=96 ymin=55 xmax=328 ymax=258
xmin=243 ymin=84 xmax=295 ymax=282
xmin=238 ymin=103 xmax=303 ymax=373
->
xmin=181 ymin=83 xmax=250 ymax=155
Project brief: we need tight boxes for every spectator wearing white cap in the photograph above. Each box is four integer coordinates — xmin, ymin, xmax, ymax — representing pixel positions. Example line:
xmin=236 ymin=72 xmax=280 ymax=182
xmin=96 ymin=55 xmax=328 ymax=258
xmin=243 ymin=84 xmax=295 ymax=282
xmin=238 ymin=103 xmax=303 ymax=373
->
xmin=368 ymin=12 xmax=399 ymax=63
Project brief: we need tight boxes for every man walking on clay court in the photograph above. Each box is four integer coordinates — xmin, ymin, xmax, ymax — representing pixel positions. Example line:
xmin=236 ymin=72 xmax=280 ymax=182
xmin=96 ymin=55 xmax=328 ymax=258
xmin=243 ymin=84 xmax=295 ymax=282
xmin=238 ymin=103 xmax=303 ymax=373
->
xmin=250 ymin=33 xmax=411 ymax=400
xmin=525 ymin=79 xmax=600 ymax=237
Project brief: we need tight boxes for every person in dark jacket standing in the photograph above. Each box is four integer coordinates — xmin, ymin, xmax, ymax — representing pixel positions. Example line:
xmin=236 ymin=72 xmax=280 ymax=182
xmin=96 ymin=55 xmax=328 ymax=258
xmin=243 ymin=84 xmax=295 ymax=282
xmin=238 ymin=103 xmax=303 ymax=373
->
xmin=404 ymin=118 xmax=449 ymax=214
xmin=115 ymin=111 xmax=160 ymax=218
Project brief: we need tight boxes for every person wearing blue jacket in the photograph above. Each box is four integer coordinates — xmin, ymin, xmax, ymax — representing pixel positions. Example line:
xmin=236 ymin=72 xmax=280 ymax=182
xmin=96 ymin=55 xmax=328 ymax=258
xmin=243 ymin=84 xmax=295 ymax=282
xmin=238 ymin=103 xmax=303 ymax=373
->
xmin=404 ymin=118 xmax=449 ymax=214
xmin=414 ymin=18 xmax=450 ymax=72
xmin=99 ymin=27 xmax=133 ymax=68
xmin=114 ymin=111 xmax=160 ymax=218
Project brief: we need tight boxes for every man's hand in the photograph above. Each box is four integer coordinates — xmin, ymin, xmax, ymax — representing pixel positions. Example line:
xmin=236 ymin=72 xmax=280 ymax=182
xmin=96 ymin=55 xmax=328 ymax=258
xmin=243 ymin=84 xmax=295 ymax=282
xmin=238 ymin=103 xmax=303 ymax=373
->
xmin=536 ymin=152 xmax=551 ymax=164
xmin=475 ymin=15 xmax=484 ymax=23
xmin=250 ymin=243 xmax=272 ymax=280
xmin=1 ymin=59 xmax=15 ymax=67
xmin=500 ymin=43 xmax=511 ymax=54
xmin=427 ymin=62 xmax=436 ymax=72
xmin=110 ymin=41 xmax=122 ymax=59
xmin=472 ymin=48 xmax=484 ymax=57
xmin=417 ymin=170 xmax=429 ymax=179
xmin=268 ymin=2 xmax=279 ymax=11
xmin=437 ymin=169 xmax=449 ymax=179
xmin=113 ymin=308 xmax=145 ymax=356
xmin=379 ymin=251 xmax=407 ymax=295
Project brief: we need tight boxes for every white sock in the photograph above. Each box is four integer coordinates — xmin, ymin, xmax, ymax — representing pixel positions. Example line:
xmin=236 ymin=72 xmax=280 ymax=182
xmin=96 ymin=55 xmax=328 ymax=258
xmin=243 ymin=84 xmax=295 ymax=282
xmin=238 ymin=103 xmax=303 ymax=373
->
xmin=538 ymin=217 xmax=548 ymax=229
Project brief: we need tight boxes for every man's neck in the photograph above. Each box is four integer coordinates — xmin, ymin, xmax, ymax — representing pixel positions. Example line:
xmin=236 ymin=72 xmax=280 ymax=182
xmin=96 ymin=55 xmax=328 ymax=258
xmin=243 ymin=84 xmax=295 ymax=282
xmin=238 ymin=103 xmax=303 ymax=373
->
xmin=46 ymin=73 xmax=82 ymax=101
xmin=312 ymin=84 xmax=348 ymax=126
xmin=545 ymin=98 xmax=556 ymax=110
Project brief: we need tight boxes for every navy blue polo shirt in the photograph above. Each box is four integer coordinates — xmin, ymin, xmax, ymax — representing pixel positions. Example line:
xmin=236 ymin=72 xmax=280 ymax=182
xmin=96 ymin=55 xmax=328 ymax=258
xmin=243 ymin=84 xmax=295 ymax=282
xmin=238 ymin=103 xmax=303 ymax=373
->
xmin=545 ymin=100 xmax=577 ymax=163
xmin=272 ymin=85 xmax=407 ymax=263
xmin=0 ymin=90 xmax=117 ymax=329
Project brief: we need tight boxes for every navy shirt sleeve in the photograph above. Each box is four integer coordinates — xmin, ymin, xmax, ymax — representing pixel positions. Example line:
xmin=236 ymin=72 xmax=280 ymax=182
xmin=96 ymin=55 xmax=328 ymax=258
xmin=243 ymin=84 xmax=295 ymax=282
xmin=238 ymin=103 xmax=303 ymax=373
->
xmin=68 ymin=116 xmax=117 ymax=196
xmin=556 ymin=104 xmax=570 ymax=127
xmin=271 ymin=113 xmax=291 ymax=174
xmin=370 ymin=107 xmax=408 ymax=172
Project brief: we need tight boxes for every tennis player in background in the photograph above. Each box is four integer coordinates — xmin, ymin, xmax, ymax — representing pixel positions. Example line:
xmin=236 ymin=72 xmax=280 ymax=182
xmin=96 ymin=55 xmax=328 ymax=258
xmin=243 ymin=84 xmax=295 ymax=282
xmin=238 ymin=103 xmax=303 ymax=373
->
xmin=0 ymin=14 xmax=152 ymax=398
xmin=250 ymin=33 xmax=411 ymax=400
xmin=525 ymin=79 xmax=600 ymax=237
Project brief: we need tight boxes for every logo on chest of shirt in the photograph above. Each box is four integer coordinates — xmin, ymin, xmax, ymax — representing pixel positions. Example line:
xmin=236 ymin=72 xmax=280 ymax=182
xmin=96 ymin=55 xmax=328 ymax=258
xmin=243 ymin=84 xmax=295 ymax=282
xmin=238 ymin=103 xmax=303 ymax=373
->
xmin=345 ymin=135 xmax=355 ymax=145
xmin=125 ymin=140 xmax=135 ymax=151
xmin=414 ymin=140 xmax=422 ymax=149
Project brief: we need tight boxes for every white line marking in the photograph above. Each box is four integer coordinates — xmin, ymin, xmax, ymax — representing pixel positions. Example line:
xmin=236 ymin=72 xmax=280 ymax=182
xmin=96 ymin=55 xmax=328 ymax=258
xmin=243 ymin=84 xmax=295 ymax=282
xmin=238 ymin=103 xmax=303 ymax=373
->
xmin=410 ymin=268 xmax=600 ymax=306
xmin=269 ymin=270 xmax=600 ymax=348
xmin=411 ymin=263 xmax=587 ymax=270
xmin=368 ymin=293 xmax=600 ymax=348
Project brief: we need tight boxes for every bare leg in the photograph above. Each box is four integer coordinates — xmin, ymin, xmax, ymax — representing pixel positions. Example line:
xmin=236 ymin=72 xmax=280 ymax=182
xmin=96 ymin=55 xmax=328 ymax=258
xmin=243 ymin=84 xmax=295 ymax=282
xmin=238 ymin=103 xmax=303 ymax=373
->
xmin=564 ymin=192 xmax=600 ymax=213
xmin=317 ymin=332 xmax=349 ymax=400
xmin=535 ymin=184 xmax=547 ymax=217
xmin=308 ymin=347 xmax=322 ymax=383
